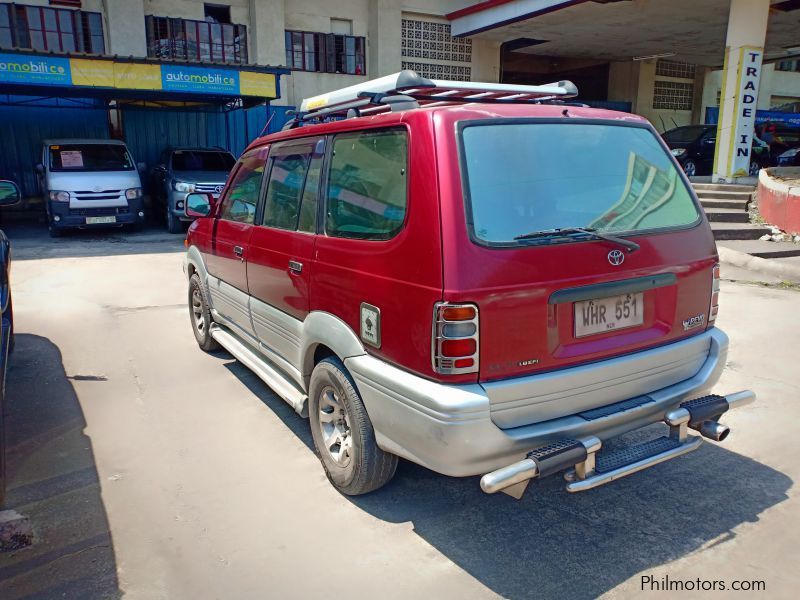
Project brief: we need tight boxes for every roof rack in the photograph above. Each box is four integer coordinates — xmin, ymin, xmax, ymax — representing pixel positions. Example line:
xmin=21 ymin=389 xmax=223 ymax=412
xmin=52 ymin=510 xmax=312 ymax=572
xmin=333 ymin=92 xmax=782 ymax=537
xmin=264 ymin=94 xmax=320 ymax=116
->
xmin=284 ymin=70 xmax=579 ymax=129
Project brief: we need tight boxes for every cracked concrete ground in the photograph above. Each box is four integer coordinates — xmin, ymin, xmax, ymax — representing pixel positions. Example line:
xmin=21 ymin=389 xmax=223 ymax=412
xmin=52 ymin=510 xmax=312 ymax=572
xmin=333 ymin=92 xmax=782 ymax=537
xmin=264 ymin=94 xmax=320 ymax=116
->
xmin=0 ymin=223 xmax=797 ymax=599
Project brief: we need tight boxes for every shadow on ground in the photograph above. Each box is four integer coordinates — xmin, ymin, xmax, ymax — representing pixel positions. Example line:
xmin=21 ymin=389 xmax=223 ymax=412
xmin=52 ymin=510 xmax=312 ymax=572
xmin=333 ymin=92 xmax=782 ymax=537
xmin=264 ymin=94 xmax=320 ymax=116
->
xmin=0 ymin=334 xmax=120 ymax=599
xmin=1 ymin=216 xmax=186 ymax=261
xmin=225 ymin=357 xmax=792 ymax=600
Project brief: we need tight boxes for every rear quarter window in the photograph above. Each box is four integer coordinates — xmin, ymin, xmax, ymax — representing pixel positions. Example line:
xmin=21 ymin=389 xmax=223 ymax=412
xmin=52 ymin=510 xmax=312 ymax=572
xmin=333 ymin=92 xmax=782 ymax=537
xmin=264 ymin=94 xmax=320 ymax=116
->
xmin=325 ymin=129 xmax=408 ymax=240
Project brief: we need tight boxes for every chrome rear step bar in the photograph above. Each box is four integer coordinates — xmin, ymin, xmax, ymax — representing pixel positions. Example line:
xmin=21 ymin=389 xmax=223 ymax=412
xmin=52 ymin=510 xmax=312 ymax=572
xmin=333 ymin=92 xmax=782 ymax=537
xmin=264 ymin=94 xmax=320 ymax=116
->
xmin=480 ymin=390 xmax=755 ymax=499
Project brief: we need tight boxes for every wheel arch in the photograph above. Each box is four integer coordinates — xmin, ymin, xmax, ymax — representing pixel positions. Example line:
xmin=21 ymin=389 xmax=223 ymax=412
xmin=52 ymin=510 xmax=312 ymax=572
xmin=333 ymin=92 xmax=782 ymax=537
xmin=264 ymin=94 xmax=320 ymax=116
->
xmin=300 ymin=311 xmax=366 ymax=390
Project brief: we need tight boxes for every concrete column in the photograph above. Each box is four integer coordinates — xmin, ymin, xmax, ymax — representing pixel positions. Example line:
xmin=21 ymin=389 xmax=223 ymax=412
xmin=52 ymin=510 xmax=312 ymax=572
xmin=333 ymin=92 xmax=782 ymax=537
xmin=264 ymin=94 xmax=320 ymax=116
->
xmin=368 ymin=0 xmax=402 ymax=78
xmin=105 ymin=0 xmax=146 ymax=57
xmin=249 ymin=0 xmax=286 ymax=67
xmin=712 ymin=0 xmax=770 ymax=182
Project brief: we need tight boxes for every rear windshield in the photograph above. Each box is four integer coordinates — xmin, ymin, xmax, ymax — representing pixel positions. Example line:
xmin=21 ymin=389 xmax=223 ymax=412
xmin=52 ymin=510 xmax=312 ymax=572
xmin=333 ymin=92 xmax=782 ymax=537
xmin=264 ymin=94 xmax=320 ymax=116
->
xmin=661 ymin=126 xmax=709 ymax=144
xmin=172 ymin=150 xmax=235 ymax=171
xmin=49 ymin=144 xmax=134 ymax=172
xmin=459 ymin=122 xmax=700 ymax=245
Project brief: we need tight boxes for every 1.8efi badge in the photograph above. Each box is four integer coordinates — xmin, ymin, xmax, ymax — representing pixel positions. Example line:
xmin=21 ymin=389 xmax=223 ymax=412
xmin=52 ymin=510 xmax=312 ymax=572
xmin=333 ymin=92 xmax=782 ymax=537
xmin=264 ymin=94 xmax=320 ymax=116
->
xmin=360 ymin=303 xmax=381 ymax=348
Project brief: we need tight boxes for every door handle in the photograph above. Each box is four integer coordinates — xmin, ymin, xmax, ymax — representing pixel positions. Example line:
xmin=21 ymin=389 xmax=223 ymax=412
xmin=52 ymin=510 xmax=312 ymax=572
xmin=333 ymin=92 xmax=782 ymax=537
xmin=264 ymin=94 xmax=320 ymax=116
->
xmin=288 ymin=260 xmax=303 ymax=274
xmin=233 ymin=245 xmax=244 ymax=261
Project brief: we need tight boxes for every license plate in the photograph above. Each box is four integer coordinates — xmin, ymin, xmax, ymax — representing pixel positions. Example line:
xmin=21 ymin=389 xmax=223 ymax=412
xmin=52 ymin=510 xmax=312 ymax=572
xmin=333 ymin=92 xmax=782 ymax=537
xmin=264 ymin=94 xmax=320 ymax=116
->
xmin=574 ymin=292 xmax=644 ymax=338
xmin=85 ymin=216 xmax=116 ymax=225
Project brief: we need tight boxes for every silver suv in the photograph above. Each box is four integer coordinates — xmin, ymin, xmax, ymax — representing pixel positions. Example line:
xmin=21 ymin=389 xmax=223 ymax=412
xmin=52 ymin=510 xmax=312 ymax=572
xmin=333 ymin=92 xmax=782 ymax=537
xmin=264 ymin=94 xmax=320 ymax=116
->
xmin=150 ymin=147 xmax=235 ymax=233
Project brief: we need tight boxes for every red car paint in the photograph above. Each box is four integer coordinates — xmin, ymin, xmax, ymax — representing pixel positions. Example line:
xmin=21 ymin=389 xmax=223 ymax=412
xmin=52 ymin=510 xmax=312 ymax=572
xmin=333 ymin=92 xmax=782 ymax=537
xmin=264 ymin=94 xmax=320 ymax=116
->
xmin=187 ymin=103 xmax=716 ymax=385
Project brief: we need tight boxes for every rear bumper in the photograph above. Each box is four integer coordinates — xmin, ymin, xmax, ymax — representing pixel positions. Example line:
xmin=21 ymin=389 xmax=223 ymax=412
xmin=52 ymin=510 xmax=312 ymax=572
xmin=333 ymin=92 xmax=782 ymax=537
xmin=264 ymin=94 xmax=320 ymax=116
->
xmin=49 ymin=198 xmax=144 ymax=229
xmin=346 ymin=327 xmax=730 ymax=478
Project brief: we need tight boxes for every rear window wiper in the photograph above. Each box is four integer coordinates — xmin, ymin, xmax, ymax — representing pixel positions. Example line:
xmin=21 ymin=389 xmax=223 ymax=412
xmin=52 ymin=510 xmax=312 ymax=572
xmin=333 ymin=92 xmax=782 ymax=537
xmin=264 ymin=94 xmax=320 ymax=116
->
xmin=513 ymin=227 xmax=640 ymax=253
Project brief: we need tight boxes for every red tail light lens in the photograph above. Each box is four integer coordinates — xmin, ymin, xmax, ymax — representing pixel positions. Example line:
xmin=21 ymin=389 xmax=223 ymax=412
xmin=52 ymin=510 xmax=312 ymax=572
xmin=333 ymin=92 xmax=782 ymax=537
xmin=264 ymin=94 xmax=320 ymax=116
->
xmin=432 ymin=302 xmax=479 ymax=375
xmin=709 ymin=263 xmax=720 ymax=325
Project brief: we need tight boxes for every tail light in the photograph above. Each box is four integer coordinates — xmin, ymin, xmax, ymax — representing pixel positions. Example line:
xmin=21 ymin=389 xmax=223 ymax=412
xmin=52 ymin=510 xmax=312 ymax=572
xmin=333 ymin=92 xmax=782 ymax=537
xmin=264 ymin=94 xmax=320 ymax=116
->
xmin=432 ymin=302 xmax=479 ymax=374
xmin=709 ymin=263 xmax=720 ymax=325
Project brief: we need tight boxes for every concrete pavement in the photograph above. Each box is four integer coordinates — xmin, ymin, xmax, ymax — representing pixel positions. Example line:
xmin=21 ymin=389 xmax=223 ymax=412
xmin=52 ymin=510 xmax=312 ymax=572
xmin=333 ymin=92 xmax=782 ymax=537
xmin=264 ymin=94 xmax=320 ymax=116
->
xmin=0 ymin=224 xmax=797 ymax=599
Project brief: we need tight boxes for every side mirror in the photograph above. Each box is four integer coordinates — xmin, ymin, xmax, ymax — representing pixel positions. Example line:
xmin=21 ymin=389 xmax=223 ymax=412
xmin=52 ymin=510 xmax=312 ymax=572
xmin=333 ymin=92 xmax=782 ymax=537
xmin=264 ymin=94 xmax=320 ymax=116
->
xmin=0 ymin=180 xmax=21 ymax=207
xmin=35 ymin=163 xmax=44 ymax=174
xmin=185 ymin=192 xmax=216 ymax=218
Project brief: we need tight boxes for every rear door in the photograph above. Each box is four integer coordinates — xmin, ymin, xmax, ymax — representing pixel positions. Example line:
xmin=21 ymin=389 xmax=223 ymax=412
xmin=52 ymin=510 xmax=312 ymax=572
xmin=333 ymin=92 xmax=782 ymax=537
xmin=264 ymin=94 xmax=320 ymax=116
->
xmin=441 ymin=117 xmax=717 ymax=384
xmin=247 ymin=137 xmax=324 ymax=366
xmin=206 ymin=146 xmax=269 ymax=338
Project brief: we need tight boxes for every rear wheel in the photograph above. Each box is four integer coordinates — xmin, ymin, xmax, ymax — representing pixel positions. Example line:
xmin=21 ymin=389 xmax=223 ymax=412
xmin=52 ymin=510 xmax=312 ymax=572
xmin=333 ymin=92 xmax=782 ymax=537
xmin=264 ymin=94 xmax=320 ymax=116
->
xmin=309 ymin=357 xmax=397 ymax=495
xmin=188 ymin=273 xmax=219 ymax=352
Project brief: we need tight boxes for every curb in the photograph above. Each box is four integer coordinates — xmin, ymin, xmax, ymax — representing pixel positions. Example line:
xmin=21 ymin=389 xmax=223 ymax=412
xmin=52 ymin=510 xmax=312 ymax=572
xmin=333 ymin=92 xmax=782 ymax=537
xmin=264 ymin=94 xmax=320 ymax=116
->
xmin=718 ymin=245 xmax=800 ymax=283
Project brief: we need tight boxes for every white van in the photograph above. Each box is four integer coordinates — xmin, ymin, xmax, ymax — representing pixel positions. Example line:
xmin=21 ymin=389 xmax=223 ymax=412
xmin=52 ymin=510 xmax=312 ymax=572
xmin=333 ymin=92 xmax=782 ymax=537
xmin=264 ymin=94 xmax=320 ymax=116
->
xmin=37 ymin=139 xmax=145 ymax=237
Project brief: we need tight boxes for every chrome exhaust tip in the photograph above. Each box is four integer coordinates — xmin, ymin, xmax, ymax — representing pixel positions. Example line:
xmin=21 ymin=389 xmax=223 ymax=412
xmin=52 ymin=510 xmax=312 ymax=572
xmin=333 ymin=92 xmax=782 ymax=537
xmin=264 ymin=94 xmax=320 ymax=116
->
xmin=697 ymin=420 xmax=730 ymax=442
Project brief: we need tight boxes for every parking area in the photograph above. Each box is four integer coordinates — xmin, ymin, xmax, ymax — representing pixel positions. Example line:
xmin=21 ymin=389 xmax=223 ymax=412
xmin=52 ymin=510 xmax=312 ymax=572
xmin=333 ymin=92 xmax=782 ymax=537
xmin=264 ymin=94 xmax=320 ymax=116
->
xmin=0 ymin=223 xmax=798 ymax=599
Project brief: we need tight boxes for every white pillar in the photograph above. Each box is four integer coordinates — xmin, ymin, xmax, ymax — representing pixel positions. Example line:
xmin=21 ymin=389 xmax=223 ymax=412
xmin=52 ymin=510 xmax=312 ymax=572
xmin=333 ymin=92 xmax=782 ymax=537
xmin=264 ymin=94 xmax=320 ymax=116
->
xmin=249 ymin=0 xmax=286 ymax=67
xmin=712 ymin=0 xmax=770 ymax=182
xmin=105 ymin=0 xmax=146 ymax=57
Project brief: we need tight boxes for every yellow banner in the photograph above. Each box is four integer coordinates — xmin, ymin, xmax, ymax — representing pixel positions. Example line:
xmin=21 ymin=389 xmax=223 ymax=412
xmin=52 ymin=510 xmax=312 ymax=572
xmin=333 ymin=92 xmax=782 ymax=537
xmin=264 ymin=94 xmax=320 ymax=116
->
xmin=69 ymin=58 xmax=114 ymax=87
xmin=113 ymin=63 xmax=162 ymax=90
xmin=239 ymin=71 xmax=276 ymax=98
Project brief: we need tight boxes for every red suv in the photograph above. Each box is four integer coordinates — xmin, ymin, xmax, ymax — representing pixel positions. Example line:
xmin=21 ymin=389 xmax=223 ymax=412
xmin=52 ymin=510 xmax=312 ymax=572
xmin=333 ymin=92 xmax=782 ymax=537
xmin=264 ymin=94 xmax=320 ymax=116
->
xmin=183 ymin=72 xmax=754 ymax=498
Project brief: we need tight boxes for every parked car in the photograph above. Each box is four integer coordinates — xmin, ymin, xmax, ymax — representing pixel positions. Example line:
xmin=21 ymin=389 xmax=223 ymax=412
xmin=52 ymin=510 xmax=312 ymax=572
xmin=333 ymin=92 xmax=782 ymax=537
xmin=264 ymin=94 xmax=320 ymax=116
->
xmin=662 ymin=124 xmax=769 ymax=177
xmin=776 ymin=146 xmax=800 ymax=167
xmin=36 ymin=139 xmax=145 ymax=237
xmin=183 ymin=72 xmax=754 ymax=499
xmin=0 ymin=179 xmax=21 ymax=507
xmin=150 ymin=147 xmax=235 ymax=233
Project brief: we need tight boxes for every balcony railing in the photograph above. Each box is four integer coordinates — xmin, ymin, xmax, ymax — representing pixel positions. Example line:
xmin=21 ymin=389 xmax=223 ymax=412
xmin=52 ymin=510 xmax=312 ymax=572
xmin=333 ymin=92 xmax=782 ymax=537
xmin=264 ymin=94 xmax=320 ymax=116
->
xmin=145 ymin=16 xmax=248 ymax=65
xmin=0 ymin=3 xmax=105 ymax=55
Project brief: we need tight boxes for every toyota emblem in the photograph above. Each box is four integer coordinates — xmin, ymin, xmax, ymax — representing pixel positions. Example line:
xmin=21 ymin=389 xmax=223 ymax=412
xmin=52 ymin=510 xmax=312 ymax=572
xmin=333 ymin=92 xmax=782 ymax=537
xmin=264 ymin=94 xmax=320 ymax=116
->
xmin=608 ymin=249 xmax=625 ymax=266
xmin=214 ymin=185 xmax=223 ymax=194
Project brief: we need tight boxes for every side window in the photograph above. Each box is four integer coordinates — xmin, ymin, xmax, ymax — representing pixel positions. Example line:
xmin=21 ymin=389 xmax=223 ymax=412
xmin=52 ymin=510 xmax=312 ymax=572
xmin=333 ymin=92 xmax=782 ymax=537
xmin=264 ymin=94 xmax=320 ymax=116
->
xmin=298 ymin=139 xmax=325 ymax=233
xmin=262 ymin=152 xmax=309 ymax=230
xmin=219 ymin=149 xmax=267 ymax=224
xmin=326 ymin=129 xmax=408 ymax=240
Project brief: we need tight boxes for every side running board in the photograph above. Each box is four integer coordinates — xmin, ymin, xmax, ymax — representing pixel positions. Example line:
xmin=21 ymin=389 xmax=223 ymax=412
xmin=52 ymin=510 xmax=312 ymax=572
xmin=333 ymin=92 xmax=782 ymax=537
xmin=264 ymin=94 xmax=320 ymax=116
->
xmin=210 ymin=325 xmax=308 ymax=417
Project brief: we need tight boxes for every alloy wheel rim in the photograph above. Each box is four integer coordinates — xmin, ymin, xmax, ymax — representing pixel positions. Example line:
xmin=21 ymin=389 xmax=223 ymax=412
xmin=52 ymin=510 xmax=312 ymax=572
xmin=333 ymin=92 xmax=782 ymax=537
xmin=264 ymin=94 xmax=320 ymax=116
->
xmin=191 ymin=288 xmax=205 ymax=334
xmin=318 ymin=386 xmax=352 ymax=467
xmin=685 ymin=161 xmax=696 ymax=177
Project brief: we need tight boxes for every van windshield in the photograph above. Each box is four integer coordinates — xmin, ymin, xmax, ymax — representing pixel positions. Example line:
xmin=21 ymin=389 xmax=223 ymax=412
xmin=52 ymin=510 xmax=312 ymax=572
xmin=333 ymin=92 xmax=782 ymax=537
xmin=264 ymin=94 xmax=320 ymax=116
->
xmin=49 ymin=144 xmax=134 ymax=172
xmin=459 ymin=122 xmax=700 ymax=245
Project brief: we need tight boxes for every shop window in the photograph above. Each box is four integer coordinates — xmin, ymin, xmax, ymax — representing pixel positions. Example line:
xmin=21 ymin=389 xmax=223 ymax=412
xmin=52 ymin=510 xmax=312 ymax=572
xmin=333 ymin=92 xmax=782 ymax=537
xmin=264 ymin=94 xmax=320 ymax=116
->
xmin=284 ymin=30 xmax=366 ymax=75
xmin=653 ymin=80 xmax=694 ymax=111
xmin=0 ymin=3 xmax=104 ymax=54
xmin=146 ymin=15 xmax=247 ymax=64
xmin=776 ymin=60 xmax=800 ymax=72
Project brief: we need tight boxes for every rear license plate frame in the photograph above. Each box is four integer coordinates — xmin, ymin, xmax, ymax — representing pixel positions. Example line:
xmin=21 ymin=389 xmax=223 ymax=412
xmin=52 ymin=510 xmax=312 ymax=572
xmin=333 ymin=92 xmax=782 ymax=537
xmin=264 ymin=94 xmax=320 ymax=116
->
xmin=574 ymin=292 xmax=644 ymax=338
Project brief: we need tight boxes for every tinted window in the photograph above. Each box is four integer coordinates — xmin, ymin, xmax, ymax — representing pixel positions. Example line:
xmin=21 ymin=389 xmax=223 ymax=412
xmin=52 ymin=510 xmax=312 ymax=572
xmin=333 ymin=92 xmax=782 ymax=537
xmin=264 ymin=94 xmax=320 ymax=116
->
xmin=298 ymin=140 xmax=325 ymax=233
xmin=262 ymin=151 xmax=309 ymax=230
xmin=49 ymin=144 xmax=134 ymax=171
xmin=460 ymin=123 xmax=700 ymax=245
xmin=219 ymin=149 xmax=266 ymax=224
xmin=172 ymin=150 xmax=235 ymax=171
xmin=662 ymin=126 xmax=710 ymax=144
xmin=326 ymin=129 xmax=408 ymax=240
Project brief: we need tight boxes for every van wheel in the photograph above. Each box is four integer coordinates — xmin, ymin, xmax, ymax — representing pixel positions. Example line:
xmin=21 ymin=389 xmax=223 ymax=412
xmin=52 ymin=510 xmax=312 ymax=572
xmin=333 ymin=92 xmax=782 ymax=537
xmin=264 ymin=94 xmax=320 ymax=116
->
xmin=188 ymin=273 xmax=219 ymax=352
xmin=309 ymin=357 xmax=398 ymax=495
xmin=166 ymin=206 xmax=182 ymax=234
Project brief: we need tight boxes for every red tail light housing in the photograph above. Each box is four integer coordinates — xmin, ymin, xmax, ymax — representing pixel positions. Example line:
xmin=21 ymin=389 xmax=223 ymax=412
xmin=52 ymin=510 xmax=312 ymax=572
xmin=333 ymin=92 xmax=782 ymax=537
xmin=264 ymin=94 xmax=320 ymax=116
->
xmin=709 ymin=263 xmax=720 ymax=325
xmin=432 ymin=302 xmax=479 ymax=375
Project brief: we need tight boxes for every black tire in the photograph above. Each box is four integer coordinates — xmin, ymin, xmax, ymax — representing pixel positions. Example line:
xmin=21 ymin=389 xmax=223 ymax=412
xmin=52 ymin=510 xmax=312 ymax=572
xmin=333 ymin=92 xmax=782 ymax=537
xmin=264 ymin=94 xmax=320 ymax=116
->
xmin=48 ymin=222 xmax=61 ymax=238
xmin=188 ymin=273 xmax=220 ymax=352
xmin=166 ymin=205 xmax=183 ymax=234
xmin=309 ymin=357 xmax=397 ymax=495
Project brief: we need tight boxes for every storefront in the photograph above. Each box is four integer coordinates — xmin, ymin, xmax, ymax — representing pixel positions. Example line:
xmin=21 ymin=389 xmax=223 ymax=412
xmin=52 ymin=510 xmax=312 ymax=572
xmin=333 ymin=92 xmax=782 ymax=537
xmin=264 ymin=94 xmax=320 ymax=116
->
xmin=0 ymin=51 xmax=289 ymax=197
